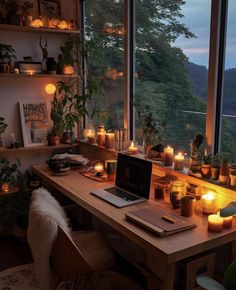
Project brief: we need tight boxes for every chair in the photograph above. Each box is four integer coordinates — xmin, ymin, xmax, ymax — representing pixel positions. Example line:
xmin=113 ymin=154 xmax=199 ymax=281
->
xmin=0 ymin=187 xmax=142 ymax=290
xmin=196 ymin=260 xmax=236 ymax=290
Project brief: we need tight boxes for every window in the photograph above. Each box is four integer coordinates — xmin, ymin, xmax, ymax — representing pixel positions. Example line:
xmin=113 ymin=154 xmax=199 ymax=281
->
xmin=84 ymin=0 xmax=125 ymax=130
xmin=220 ymin=0 xmax=236 ymax=162
xmin=135 ymin=0 xmax=211 ymax=153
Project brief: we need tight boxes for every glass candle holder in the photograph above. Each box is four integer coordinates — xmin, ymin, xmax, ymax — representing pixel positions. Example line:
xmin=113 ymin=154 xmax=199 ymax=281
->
xmin=169 ymin=180 xmax=185 ymax=209
xmin=201 ymin=191 xmax=216 ymax=214
xmin=94 ymin=161 xmax=104 ymax=176
xmin=127 ymin=140 xmax=138 ymax=155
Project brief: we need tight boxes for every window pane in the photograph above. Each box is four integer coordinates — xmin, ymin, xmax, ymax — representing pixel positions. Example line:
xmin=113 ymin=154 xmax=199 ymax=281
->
xmin=84 ymin=0 xmax=125 ymax=130
xmin=135 ymin=0 xmax=210 ymax=154
xmin=220 ymin=0 xmax=236 ymax=162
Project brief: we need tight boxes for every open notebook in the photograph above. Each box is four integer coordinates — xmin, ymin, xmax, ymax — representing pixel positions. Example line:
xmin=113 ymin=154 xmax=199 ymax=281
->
xmin=125 ymin=206 xmax=197 ymax=237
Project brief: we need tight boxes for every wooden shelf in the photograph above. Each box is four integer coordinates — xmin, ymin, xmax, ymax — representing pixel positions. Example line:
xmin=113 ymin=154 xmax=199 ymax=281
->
xmin=0 ymin=73 xmax=79 ymax=78
xmin=0 ymin=143 xmax=78 ymax=153
xmin=0 ymin=24 xmax=80 ymax=34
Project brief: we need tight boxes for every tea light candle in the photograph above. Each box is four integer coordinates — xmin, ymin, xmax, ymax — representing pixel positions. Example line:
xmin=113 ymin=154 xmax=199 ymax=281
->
xmin=97 ymin=132 xmax=106 ymax=147
xmin=223 ymin=216 xmax=233 ymax=228
xmin=208 ymin=214 xmax=223 ymax=232
xmin=174 ymin=152 xmax=184 ymax=170
xmin=94 ymin=162 xmax=104 ymax=176
xmin=105 ymin=133 xmax=115 ymax=149
xmin=164 ymin=146 xmax=174 ymax=166
xmin=87 ymin=129 xmax=96 ymax=144
xmin=127 ymin=141 xmax=138 ymax=155
xmin=1 ymin=182 xmax=9 ymax=193
xmin=201 ymin=192 xmax=216 ymax=214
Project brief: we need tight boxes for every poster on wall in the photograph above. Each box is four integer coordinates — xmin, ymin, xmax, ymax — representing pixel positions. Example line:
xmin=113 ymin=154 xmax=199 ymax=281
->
xmin=19 ymin=101 xmax=48 ymax=147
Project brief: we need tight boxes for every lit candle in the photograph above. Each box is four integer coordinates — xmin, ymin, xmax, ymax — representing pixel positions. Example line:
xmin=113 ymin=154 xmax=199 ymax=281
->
xmin=208 ymin=214 xmax=223 ymax=232
xmin=164 ymin=146 xmax=174 ymax=166
xmin=1 ymin=182 xmax=9 ymax=193
xmin=174 ymin=152 xmax=184 ymax=170
xmin=223 ymin=216 xmax=233 ymax=228
xmin=127 ymin=141 xmax=138 ymax=155
xmin=97 ymin=132 xmax=106 ymax=147
xmin=105 ymin=133 xmax=115 ymax=149
xmin=87 ymin=129 xmax=96 ymax=144
xmin=94 ymin=162 xmax=104 ymax=176
xmin=201 ymin=192 xmax=216 ymax=214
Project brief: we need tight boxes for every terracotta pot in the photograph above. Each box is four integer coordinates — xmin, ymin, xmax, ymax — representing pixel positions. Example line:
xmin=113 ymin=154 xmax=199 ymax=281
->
xmin=219 ymin=162 xmax=229 ymax=184
xmin=201 ymin=163 xmax=211 ymax=179
xmin=47 ymin=135 xmax=59 ymax=146
xmin=211 ymin=165 xmax=220 ymax=180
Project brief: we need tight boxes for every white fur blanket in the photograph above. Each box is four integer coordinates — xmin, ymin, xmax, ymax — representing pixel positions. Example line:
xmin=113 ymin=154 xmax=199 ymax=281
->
xmin=27 ymin=187 xmax=70 ymax=290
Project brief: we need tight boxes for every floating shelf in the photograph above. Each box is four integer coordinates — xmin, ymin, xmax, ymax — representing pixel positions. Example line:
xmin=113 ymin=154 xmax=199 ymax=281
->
xmin=0 ymin=73 xmax=79 ymax=78
xmin=0 ymin=24 xmax=80 ymax=34
xmin=0 ymin=143 xmax=78 ymax=153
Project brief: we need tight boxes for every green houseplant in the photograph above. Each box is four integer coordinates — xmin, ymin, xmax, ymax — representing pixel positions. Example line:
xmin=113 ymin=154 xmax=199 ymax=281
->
xmin=0 ymin=43 xmax=16 ymax=73
xmin=21 ymin=1 xmax=33 ymax=26
xmin=49 ymin=80 xmax=88 ymax=144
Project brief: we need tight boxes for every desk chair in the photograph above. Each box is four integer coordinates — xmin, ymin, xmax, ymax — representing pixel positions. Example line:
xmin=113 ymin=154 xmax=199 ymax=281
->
xmin=0 ymin=188 xmax=141 ymax=290
xmin=196 ymin=260 xmax=236 ymax=290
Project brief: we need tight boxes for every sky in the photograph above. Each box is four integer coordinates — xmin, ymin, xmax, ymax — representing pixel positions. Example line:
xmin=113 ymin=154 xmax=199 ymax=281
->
xmin=174 ymin=0 xmax=236 ymax=69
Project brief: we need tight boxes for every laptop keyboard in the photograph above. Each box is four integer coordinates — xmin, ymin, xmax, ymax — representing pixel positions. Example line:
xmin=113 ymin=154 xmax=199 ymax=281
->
xmin=105 ymin=187 xmax=139 ymax=202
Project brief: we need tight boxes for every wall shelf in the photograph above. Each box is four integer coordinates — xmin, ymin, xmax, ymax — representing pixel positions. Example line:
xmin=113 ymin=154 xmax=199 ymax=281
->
xmin=0 ymin=24 xmax=80 ymax=34
xmin=0 ymin=73 xmax=79 ymax=78
xmin=0 ymin=143 xmax=78 ymax=153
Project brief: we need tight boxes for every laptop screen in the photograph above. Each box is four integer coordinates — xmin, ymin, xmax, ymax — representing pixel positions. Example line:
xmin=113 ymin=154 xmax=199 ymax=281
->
xmin=115 ymin=153 xmax=152 ymax=199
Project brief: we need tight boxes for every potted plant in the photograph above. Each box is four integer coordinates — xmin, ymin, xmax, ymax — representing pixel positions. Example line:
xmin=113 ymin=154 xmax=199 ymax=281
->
xmin=0 ymin=43 xmax=16 ymax=73
xmin=201 ymin=154 xmax=212 ymax=179
xmin=50 ymin=80 xmax=88 ymax=144
xmin=21 ymin=1 xmax=33 ymax=26
xmin=210 ymin=153 xmax=221 ymax=180
xmin=0 ymin=116 xmax=7 ymax=148
xmin=219 ymin=153 xmax=230 ymax=184
xmin=189 ymin=133 xmax=204 ymax=170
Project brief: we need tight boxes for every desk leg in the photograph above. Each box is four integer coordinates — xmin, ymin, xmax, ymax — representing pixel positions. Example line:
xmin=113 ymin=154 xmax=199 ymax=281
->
xmin=146 ymin=253 xmax=175 ymax=290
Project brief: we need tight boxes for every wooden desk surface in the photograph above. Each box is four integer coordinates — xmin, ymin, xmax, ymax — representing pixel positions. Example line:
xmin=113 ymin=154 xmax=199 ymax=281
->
xmin=32 ymin=164 xmax=236 ymax=264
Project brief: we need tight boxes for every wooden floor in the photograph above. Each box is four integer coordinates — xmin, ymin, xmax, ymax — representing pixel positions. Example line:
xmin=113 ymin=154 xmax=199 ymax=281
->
xmin=0 ymin=236 xmax=33 ymax=271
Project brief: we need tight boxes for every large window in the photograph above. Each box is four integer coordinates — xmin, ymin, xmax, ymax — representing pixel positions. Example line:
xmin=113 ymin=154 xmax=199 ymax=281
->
xmin=135 ymin=0 xmax=211 ymax=153
xmin=84 ymin=0 xmax=125 ymax=130
xmin=221 ymin=0 xmax=236 ymax=162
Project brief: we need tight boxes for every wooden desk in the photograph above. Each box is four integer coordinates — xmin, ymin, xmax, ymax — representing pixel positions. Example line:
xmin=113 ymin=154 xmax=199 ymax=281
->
xmin=32 ymin=165 xmax=236 ymax=290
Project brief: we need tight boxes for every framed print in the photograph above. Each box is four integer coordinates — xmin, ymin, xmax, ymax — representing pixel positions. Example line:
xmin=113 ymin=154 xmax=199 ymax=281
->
xmin=38 ymin=0 xmax=61 ymax=18
xmin=19 ymin=101 xmax=48 ymax=147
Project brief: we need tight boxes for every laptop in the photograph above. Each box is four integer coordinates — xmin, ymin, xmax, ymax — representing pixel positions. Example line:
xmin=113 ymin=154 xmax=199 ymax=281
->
xmin=91 ymin=153 xmax=152 ymax=208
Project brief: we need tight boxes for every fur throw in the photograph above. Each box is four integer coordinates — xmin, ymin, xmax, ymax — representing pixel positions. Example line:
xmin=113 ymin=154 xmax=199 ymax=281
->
xmin=27 ymin=187 xmax=70 ymax=290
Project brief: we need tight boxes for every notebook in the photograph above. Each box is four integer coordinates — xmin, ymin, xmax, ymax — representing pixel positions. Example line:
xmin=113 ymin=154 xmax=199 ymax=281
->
xmin=125 ymin=206 xmax=197 ymax=237
xmin=91 ymin=153 xmax=152 ymax=208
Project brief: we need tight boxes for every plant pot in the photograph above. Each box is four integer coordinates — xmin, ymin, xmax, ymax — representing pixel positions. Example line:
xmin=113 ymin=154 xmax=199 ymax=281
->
xmin=201 ymin=163 xmax=211 ymax=179
xmin=219 ymin=162 xmax=229 ymax=184
xmin=24 ymin=15 xmax=33 ymax=26
xmin=46 ymin=57 xmax=57 ymax=74
xmin=61 ymin=132 xmax=74 ymax=144
xmin=211 ymin=165 xmax=220 ymax=180
xmin=47 ymin=135 xmax=59 ymax=146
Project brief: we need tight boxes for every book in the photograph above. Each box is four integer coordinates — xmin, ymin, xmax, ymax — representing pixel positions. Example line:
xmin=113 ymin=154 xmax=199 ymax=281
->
xmin=125 ymin=206 xmax=197 ymax=237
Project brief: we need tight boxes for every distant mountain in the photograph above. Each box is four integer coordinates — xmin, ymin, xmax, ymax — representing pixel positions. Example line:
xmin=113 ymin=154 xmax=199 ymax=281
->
xmin=187 ymin=62 xmax=236 ymax=115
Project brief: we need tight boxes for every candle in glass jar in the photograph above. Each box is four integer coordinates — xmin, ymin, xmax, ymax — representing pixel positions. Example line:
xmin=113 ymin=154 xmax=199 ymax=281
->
xmin=87 ymin=129 xmax=96 ymax=144
xmin=201 ymin=192 xmax=216 ymax=214
xmin=97 ymin=132 xmax=106 ymax=147
xmin=105 ymin=133 xmax=115 ymax=149
xmin=164 ymin=146 xmax=174 ymax=166
xmin=174 ymin=152 xmax=184 ymax=170
xmin=94 ymin=162 xmax=104 ymax=176
xmin=127 ymin=141 xmax=138 ymax=155
xmin=208 ymin=214 xmax=223 ymax=232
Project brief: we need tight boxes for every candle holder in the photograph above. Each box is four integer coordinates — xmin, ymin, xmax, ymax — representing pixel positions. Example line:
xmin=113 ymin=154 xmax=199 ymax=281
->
xmin=94 ymin=161 xmax=104 ymax=176
xmin=127 ymin=141 xmax=138 ymax=155
xmin=105 ymin=132 xmax=115 ymax=149
xmin=97 ymin=132 xmax=106 ymax=147
xmin=174 ymin=152 xmax=184 ymax=170
xmin=164 ymin=146 xmax=174 ymax=166
xmin=169 ymin=180 xmax=185 ymax=209
xmin=201 ymin=190 xmax=217 ymax=214
xmin=208 ymin=214 xmax=223 ymax=232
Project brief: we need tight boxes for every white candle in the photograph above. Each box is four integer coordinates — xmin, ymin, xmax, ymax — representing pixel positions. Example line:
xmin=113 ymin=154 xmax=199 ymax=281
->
xmin=208 ymin=214 xmax=223 ymax=232
xmin=127 ymin=141 xmax=138 ymax=155
xmin=201 ymin=192 xmax=216 ymax=214
xmin=105 ymin=133 xmax=115 ymax=149
xmin=164 ymin=146 xmax=174 ymax=166
xmin=174 ymin=152 xmax=184 ymax=170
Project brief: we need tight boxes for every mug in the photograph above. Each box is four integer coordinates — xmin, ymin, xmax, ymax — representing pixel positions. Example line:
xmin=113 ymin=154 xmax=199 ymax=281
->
xmin=105 ymin=160 xmax=117 ymax=181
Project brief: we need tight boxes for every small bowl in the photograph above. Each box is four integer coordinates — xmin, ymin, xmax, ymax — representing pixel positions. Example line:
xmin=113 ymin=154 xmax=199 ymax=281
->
xmin=47 ymin=158 xmax=70 ymax=173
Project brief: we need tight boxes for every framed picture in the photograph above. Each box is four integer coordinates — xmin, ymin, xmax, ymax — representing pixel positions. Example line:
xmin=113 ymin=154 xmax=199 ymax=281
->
xmin=38 ymin=0 xmax=61 ymax=18
xmin=19 ymin=101 xmax=48 ymax=147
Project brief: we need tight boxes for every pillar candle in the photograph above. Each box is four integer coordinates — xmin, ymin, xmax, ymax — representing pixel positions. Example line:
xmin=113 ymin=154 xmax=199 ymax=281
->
xmin=97 ymin=132 xmax=106 ymax=147
xmin=105 ymin=133 xmax=115 ymax=149
xmin=174 ymin=152 xmax=184 ymax=170
xmin=87 ymin=129 xmax=96 ymax=144
xmin=201 ymin=192 xmax=216 ymax=214
xmin=164 ymin=146 xmax=174 ymax=166
xmin=127 ymin=141 xmax=138 ymax=155
xmin=208 ymin=214 xmax=223 ymax=232
xmin=223 ymin=216 xmax=233 ymax=228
